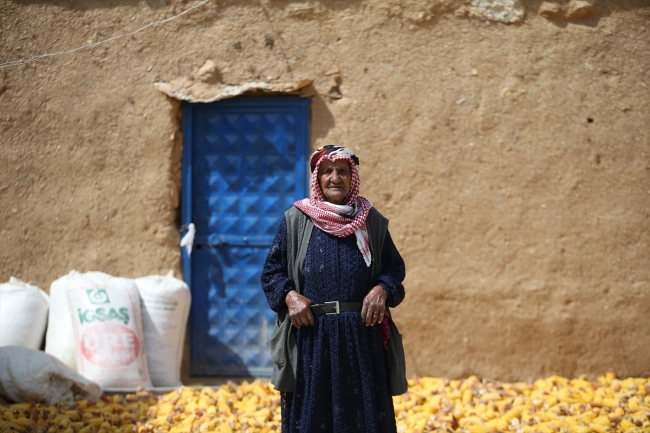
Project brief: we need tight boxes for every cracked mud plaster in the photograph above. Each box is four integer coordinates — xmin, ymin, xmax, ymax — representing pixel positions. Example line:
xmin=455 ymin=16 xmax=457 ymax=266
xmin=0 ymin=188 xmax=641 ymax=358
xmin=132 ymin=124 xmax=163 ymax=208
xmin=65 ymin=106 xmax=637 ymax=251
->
xmin=155 ymin=60 xmax=312 ymax=102
xmin=155 ymin=79 xmax=313 ymax=103
xmin=469 ymin=0 xmax=525 ymax=23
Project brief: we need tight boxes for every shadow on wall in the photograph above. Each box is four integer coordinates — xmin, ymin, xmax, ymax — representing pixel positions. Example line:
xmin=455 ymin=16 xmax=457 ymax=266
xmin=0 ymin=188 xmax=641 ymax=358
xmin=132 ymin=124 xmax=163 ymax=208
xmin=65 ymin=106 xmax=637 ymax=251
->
xmin=13 ymin=0 xmax=650 ymax=16
xmin=266 ymin=0 xmax=646 ymax=26
xmin=12 ymin=0 xmax=171 ymax=9
xmin=10 ymin=0 xmax=358 ymax=13
xmin=309 ymin=87 xmax=336 ymax=145
xmin=10 ymin=0 xmax=648 ymax=35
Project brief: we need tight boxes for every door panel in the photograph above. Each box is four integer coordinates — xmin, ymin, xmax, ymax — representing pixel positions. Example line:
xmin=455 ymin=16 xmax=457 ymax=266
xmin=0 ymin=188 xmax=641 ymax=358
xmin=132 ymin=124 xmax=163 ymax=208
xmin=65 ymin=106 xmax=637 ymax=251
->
xmin=182 ymin=97 xmax=310 ymax=376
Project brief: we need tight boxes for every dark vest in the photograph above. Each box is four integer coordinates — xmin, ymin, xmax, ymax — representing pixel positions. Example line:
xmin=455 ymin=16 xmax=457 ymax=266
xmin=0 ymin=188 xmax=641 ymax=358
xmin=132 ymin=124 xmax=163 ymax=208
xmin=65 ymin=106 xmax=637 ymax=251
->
xmin=270 ymin=206 xmax=389 ymax=392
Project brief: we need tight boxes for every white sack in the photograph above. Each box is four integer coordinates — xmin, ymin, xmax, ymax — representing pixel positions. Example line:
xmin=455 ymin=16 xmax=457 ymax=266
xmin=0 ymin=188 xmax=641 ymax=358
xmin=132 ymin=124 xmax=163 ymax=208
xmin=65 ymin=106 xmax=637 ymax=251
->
xmin=135 ymin=272 xmax=191 ymax=387
xmin=0 ymin=277 xmax=50 ymax=350
xmin=47 ymin=271 xmax=152 ymax=388
xmin=46 ymin=271 xmax=81 ymax=370
xmin=0 ymin=346 xmax=102 ymax=405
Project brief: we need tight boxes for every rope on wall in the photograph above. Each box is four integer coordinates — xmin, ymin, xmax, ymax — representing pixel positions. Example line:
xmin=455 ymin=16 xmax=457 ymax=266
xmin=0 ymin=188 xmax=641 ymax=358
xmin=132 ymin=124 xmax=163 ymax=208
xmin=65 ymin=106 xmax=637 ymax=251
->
xmin=0 ymin=0 xmax=210 ymax=69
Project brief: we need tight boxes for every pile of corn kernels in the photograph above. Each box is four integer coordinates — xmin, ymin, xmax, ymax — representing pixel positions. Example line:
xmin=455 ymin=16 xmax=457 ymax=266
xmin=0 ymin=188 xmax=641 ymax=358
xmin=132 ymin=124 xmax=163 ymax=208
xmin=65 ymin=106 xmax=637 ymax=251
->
xmin=395 ymin=373 xmax=649 ymax=433
xmin=2 ymin=372 xmax=648 ymax=433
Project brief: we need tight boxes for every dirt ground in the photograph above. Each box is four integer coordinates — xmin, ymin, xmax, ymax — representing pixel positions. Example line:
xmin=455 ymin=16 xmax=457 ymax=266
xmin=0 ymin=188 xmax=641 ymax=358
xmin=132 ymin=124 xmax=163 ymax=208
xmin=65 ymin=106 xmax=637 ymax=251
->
xmin=1 ymin=0 xmax=649 ymax=381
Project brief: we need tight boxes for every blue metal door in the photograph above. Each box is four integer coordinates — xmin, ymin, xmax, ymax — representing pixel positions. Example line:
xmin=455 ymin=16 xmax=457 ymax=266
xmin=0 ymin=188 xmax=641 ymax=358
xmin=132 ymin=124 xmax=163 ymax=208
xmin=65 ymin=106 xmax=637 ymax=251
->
xmin=181 ymin=97 xmax=310 ymax=376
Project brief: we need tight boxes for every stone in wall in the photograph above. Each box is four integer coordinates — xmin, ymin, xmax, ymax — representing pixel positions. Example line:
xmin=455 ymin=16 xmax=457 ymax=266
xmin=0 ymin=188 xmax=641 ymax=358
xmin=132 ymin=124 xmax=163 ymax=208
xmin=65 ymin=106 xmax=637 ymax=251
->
xmin=538 ymin=0 xmax=603 ymax=21
xmin=565 ymin=0 xmax=601 ymax=20
xmin=538 ymin=2 xmax=563 ymax=20
xmin=469 ymin=0 xmax=525 ymax=23
xmin=196 ymin=60 xmax=221 ymax=85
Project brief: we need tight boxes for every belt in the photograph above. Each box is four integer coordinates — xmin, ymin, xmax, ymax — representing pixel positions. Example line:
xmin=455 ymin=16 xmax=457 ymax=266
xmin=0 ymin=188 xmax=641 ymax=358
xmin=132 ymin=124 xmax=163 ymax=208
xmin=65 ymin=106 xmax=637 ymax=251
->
xmin=310 ymin=301 xmax=363 ymax=316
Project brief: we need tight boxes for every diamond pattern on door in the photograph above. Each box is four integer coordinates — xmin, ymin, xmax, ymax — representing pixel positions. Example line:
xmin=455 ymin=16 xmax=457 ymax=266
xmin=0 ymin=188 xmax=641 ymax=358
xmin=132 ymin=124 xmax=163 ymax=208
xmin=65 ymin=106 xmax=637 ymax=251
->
xmin=182 ymin=97 xmax=310 ymax=376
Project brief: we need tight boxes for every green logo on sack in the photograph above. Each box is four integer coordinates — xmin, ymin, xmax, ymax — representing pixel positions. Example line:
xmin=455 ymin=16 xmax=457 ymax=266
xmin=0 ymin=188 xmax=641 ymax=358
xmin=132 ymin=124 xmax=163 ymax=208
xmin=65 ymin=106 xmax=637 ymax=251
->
xmin=86 ymin=289 xmax=110 ymax=304
xmin=77 ymin=307 xmax=130 ymax=325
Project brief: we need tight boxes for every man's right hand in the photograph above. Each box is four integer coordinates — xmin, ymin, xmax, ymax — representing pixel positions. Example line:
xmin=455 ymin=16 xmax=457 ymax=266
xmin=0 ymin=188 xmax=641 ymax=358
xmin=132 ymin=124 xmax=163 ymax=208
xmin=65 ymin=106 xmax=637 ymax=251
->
xmin=285 ymin=290 xmax=314 ymax=328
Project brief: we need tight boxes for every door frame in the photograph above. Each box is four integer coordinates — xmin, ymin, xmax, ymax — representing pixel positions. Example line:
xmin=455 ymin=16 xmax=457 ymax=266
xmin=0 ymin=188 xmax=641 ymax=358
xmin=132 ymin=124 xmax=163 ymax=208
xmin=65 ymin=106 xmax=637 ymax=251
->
xmin=180 ymin=96 xmax=311 ymax=376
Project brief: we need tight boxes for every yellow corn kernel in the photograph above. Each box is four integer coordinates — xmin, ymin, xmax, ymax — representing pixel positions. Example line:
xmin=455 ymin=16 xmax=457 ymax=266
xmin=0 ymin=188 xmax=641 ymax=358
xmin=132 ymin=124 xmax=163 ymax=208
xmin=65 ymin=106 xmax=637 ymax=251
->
xmin=627 ymin=396 xmax=641 ymax=412
xmin=619 ymin=418 xmax=636 ymax=430
xmin=484 ymin=417 xmax=507 ymax=432
xmin=549 ymin=375 xmax=570 ymax=386
xmin=462 ymin=389 xmax=474 ymax=404
xmin=480 ymin=392 xmax=501 ymax=402
xmin=63 ymin=410 xmax=81 ymax=421
xmin=533 ymin=421 xmax=555 ymax=433
xmin=589 ymin=422 xmax=611 ymax=433
xmin=592 ymin=414 xmax=612 ymax=426
xmin=502 ymin=407 xmax=521 ymax=422
xmin=0 ymin=420 xmax=26 ymax=433
xmin=88 ymin=417 xmax=104 ymax=428
xmin=53 ymin=415 xmax=71 ymax=428
xmin=1 ymin=411 xmax=16 ymax=422
xmin=602 ymin=398 xmax=620 ymax=409
xmin=12 ymin=417 xmax=33 ymax=427
xmin=520 ymin=410 xmax=534 ymax=424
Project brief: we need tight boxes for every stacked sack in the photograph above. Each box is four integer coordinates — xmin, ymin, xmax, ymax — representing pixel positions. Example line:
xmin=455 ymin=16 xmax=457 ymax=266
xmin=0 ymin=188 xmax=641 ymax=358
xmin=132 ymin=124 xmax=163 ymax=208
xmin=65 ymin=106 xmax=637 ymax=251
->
xmin=45 ymin=271 xmax=191 ymax=389
xmin=0 ymin=277 xmax=101 ymax=405
xmin=46 ymin=271 xmax=152 ymax=388
xmin=135 ymin=272 xmax=191 ymax=387
xmin=0 ymin=277 xmax=49 ymax=350
xmin=0 ymin=270 xmax=191 ymax=405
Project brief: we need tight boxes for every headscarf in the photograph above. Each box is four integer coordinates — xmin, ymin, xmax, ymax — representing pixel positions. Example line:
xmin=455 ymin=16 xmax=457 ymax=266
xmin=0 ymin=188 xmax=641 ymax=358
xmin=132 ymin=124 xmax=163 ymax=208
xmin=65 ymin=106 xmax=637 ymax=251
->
xmin=293 ymin=145 xmax=373 ymax=267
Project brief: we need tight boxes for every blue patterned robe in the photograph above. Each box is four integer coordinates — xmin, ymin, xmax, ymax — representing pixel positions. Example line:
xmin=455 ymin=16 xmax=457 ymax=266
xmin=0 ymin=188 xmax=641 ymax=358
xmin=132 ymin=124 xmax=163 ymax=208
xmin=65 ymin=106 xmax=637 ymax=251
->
xmin=261 ymin=216 xmax=406 ymax=433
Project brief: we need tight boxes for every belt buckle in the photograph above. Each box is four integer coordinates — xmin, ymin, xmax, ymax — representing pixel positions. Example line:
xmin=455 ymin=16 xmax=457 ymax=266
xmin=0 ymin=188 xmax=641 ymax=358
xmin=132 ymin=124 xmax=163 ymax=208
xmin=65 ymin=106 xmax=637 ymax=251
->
xmin=324 ymin=301 xmax=340 ymax=315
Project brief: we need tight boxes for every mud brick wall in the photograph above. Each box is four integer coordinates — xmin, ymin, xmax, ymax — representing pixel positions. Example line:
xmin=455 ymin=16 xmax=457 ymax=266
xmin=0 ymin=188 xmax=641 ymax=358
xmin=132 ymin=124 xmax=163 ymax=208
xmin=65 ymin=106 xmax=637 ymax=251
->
xmin=1 ymin=0 xmax=648 ymax=380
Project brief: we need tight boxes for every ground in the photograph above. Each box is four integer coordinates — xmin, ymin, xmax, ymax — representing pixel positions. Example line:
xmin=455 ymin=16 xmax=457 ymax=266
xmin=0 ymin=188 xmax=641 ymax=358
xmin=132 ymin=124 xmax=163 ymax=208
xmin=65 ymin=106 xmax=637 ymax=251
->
xmin=1 ymin=0 xmax=649 ymax=380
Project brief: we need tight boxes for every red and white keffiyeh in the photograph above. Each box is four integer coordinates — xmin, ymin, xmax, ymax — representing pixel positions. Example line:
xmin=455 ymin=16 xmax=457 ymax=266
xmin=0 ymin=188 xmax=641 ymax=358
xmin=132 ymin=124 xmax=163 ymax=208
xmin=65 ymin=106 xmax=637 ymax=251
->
xmin=294 ymin=145 xmax=374 ymax=267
